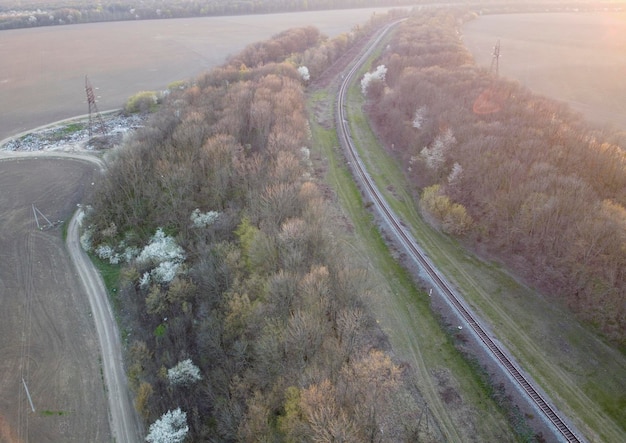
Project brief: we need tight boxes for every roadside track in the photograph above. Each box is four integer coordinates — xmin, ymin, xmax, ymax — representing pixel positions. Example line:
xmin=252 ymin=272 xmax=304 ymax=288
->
xmin=67 ymin=209 xmax=143 ymax=443
xmin=336 ymin=20 xmax=585 ymax=443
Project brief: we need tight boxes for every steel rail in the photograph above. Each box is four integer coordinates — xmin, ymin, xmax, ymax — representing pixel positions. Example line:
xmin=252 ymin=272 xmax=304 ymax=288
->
xmin=335 ymin=20 xmax=583 ymax=443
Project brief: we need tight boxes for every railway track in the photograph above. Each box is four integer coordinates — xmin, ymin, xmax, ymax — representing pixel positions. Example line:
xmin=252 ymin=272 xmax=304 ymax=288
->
xmin=335 ymin=20 xmax=584 ymax=443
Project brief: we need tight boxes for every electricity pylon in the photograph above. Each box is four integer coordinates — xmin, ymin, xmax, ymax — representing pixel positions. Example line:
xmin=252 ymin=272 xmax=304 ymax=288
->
xmin=85 ymin=75 xmax=107 ymax=137
xmin=490 ymin=39 xmax=501 ymax=76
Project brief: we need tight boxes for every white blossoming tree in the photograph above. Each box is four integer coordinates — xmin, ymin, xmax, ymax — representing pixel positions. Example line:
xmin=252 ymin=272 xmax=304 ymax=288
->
xmin=145 ymin=408 xmax=188 ymax=443
xmin=412 ymin=106 xmax=427 ymax=129
xmin=420 ymin=128 xmax=456 ymax=171
xmin=447 ymin=162 xmax=463 ymax=186
xmin=167 ymin=359 xmax=202 ymax=387
xmin=360 ymin=64 xmax=387 ymax=95
xmin=297 ymin=65 xmax=310 ymax=82
xmin=136 ymin=228 xmax=186 ymax=286
xmin=137 ymin=228 xmax=185 ymax=265
xmin=190 ymin=209 xmax=219 ymax=228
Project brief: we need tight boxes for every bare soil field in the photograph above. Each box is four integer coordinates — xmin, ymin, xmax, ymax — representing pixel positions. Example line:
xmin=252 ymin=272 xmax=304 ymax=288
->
xmin=462 ymin=12 xmax=626 ymax=130
xmin=0 ymin=7 xmax=399 ymax=141
xmin=0 ymin=157 xmax=110 ymax=442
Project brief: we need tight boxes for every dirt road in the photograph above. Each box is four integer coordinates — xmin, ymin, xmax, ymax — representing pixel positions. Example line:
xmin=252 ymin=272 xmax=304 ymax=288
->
xmin=66 ymin=208 xmax=144 ymax=443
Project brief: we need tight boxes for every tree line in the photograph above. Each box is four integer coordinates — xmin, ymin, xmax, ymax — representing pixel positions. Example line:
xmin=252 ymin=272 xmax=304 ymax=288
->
xmin=4 ymin=0 xmax=620 ymax=31
xmin=83 ymin=12 xmax=442 ymax=442
xmin=362 ymin=9 xmax=626 ymax=346
xmin=0 ymin=0 xmax=420 ymax=30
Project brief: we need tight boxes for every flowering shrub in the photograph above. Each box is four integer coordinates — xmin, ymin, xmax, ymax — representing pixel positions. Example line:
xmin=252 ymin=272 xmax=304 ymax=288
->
xmin=95 ymin=244 xmax=120 ymax=264
xmin=145 ymin=408 xmax=188 ymax=443
xmin=448 ymin=162 xmax=463 ymax=186
xmin=140 ymin=272 xmax=151 ymax=289
xmin=151 ymin=261 xmax=182 ymax=284
xmin=300 ymin=146 xmax=312 ymax=172
xmin=135 ymin=228 xmax=186 ymax=285
xmin=190 ymin=209 xmax=219 ymax=228
xmin=136 ymin=228 xmax=185 ymax=265
xmin=123 ymin=245 xmax=140 ymax=263
xmin=297 ymin=66 xmax=310 ymax=82
xmin=167 ymin=359 xmax=202 ymax=387
xmin=360 ymin=64 xmax=387 ymax=95
xmin=412 ymin=106 xmax=427 ymax=129
xmin=88 ymin=236 xmax=140 ymax=265
xmin=420 ymin=128 xmax=456 ymax=171
xmin=80 ymin=228 xmax=93 ymax=252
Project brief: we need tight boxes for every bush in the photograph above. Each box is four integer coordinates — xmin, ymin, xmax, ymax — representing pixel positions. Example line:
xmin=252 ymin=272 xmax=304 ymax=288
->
xmin=145 ymin=408 xmax=188 ymax=443
xmin=125 ymin=91 xmax=159 ymax=114
xmin=421 ymin=185 xmax=472 ymax=236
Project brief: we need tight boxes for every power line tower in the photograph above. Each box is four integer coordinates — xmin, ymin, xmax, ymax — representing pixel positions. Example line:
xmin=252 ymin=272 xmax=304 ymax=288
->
xmin=85 ymin=75 xmax=107 ymax=137
xmin=490 ymin=39 xmax=501 ymax=76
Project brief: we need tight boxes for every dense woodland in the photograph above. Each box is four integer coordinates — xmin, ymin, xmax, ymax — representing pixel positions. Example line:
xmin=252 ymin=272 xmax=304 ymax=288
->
xmin=83 ymin=12 xmax=445 ymax=442
xmin=0 ymin=0 xmax=621 ymax=30
xmin=77 ymin=5 xmax=625 ymax=441
xmin=363 ymin=10 xmax=626 ymax=345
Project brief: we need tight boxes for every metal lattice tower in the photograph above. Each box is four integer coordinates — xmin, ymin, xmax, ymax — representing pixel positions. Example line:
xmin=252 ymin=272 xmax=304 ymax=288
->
xmin=85 ymin=75 xmax=107 ymax=137
xmin=490 ymin=39 xmax=501 ymax=76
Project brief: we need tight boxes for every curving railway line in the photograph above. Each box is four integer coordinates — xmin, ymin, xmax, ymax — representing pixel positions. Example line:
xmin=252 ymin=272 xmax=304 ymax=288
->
xmin=335 ymin=21 xmax=585 ymax=443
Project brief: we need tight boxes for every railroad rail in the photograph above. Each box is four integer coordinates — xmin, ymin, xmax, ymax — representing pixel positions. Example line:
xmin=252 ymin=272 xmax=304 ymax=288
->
xmin=335 ymin=20 xmax=584 ymax=443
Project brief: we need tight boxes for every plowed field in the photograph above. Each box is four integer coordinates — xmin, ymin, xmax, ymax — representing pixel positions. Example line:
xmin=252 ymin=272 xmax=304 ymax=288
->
xmin=0 ymin=157 xmax=109 ymax=442
xmin=0 ymin=8 xmax=397 ymax=141
xmin=463 ymin=12 xmax=626 ymax=129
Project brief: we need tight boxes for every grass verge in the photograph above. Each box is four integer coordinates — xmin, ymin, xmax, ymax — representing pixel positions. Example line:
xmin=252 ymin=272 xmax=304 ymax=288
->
xmin=307 ymin=88 xmax=518 ymax=442
xmin=90 ymin=255 xmax=122 ymax=312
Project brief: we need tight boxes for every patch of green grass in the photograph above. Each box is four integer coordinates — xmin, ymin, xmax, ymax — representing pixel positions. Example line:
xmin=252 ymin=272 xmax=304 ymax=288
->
xmin=60 ymin=220 xmax=68 ymax=241
xmin=40 ymin=410 xmax=68 ymax=416
xmin=60 ymin=122 xmax=83 ymax=134
xmin=90 ymin=255 xmax=122 ymax=310
xmin=47 ymin=122 xmax=84 ymax=141
xmin=154 ymin=323 xmax=167 ymax=338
